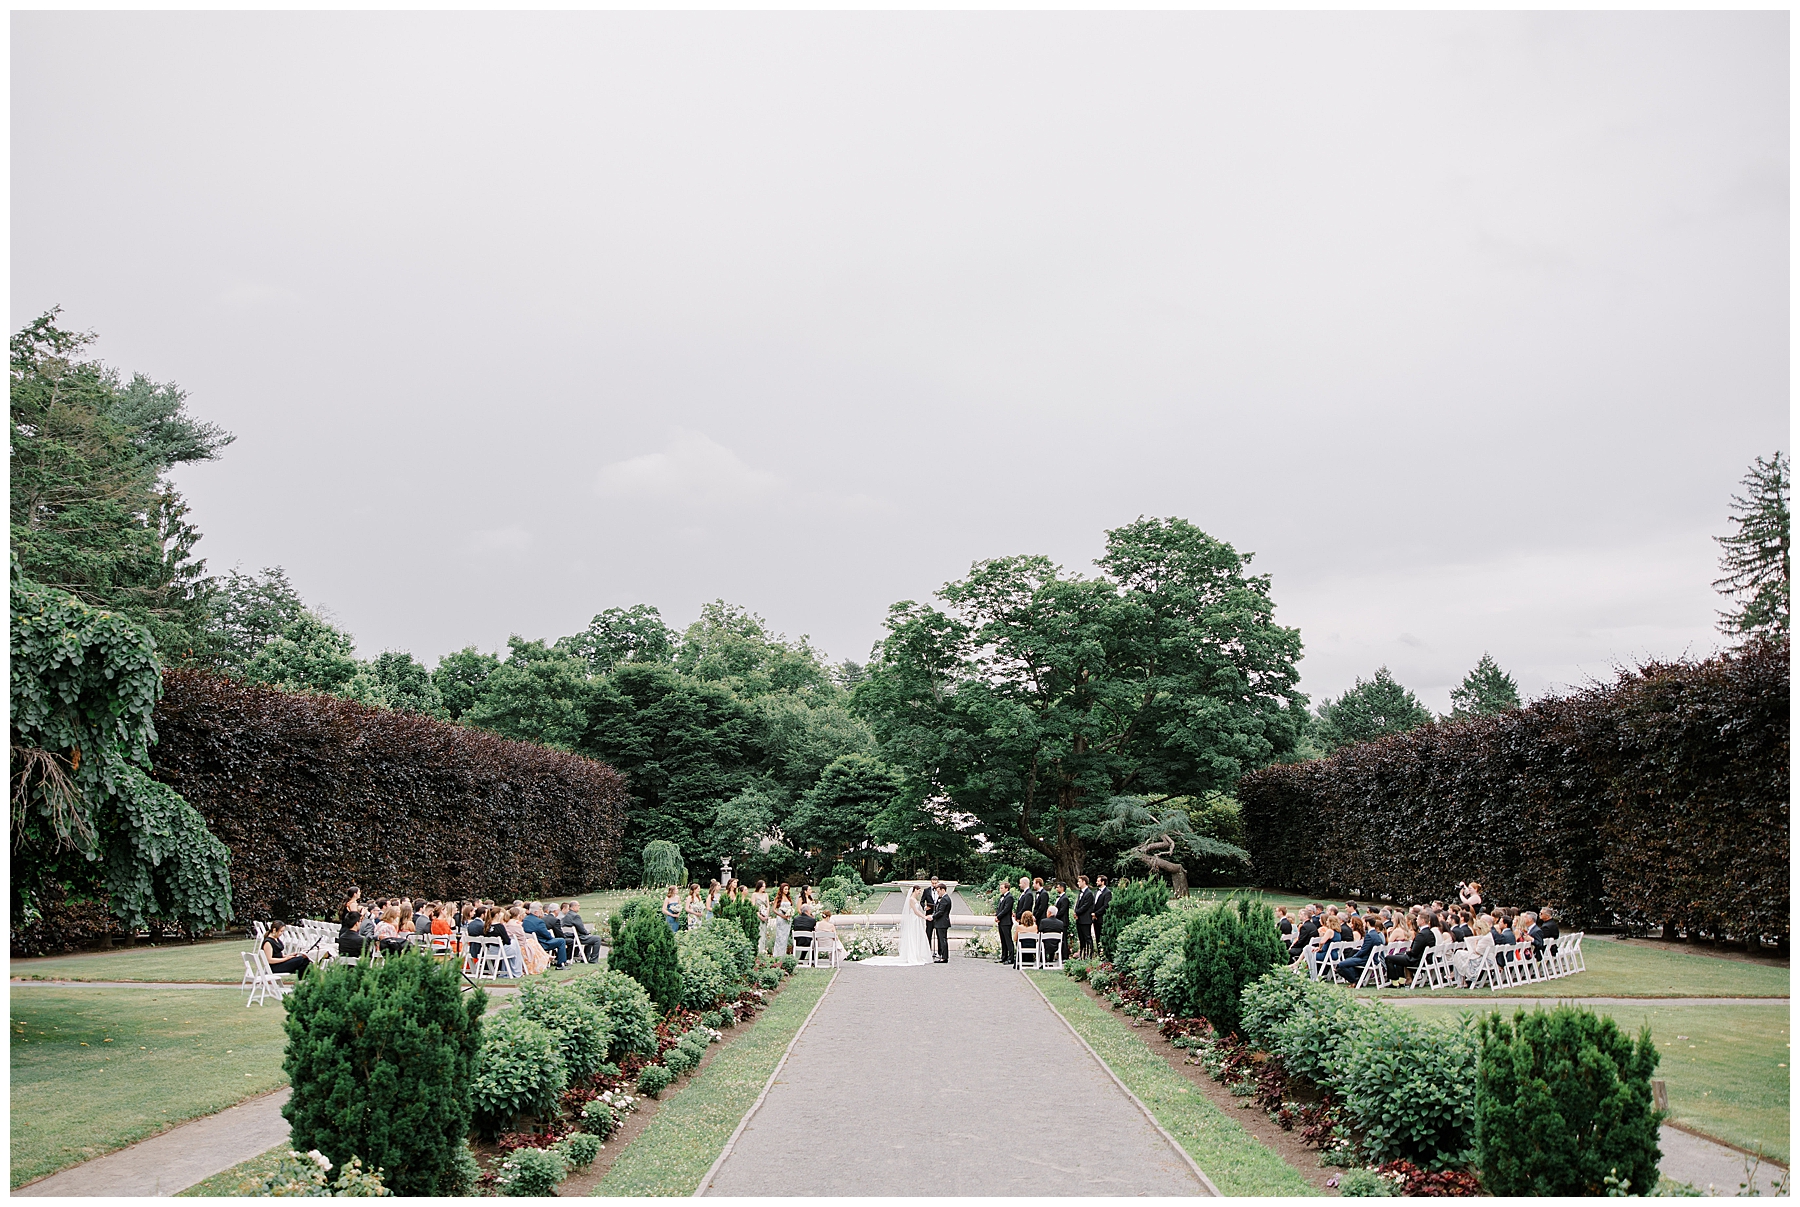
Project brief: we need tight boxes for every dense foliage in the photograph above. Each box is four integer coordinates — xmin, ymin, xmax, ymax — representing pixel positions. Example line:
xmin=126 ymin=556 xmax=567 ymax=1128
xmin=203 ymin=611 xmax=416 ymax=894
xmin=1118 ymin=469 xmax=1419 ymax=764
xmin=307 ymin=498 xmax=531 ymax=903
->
xmin=11 ymin=310 xmax=231 ymax=658
xmin=1713 ymin=451 xmax=1789 ymax=638
xmin=282 ymin=950 xmax=485 ymax=1196
xmin=1310 ymin=666 xmax=1432 ymax=753
xmin=470 ymin=1011 xmax=569 ymax=1138
xmin=1241 ymin=968 xmax=1478 ymax=1169
xmin=641 ymin=840 xmax=687 ymax=888
xmin=568 ymin=969 xmax=660 ymax=1060
xmin=1178 ymin=897 xmax=1288 ymax=1034
xmin=11 ymin=570 xmax=232 ymax=953
xmin=1447 ymin=654 xmax=1521 ymax=719
xmin=610 ymin=907 xmax=682 ymax=1012
xmin=1239 ymin=640 xmax=1789 ymax=941
xmin=855 ymin=517 xmax=1307 ymax=882
xmin=148 ymin=671 xmax=627 ymax=923
xmin=1099 ymin=878 xmax=1170 ymax=954
xmin=1476 ymin=1005 xmax=1662 ymax=1195
xmin=517 ymin=979 xmax=612 ymax=1080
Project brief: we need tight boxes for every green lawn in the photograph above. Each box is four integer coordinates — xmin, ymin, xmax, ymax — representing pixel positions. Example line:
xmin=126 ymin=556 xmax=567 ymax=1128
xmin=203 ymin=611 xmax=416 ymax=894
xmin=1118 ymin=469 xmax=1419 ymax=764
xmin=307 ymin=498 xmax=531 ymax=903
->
xmin=10 ymin=988 xmax=290 ymax=1188
xmin=1396 ymin=1000 xmax=1790 ymax=1163
xmin=599 ymin=969 xmax=835 ymax=1196
xmin=1029 ymin=972 xmax=1317 ymax=1196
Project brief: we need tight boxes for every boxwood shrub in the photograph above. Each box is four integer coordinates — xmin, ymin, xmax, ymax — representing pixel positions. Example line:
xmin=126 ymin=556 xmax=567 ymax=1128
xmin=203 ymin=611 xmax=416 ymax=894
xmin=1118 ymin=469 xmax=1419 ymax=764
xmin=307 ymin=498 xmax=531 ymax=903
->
xmin=470 ymin=1012 xmax=568 ymax=1137
xmin=569 ymin=969 xmax=659 ymax=1060
xmin=517 ymin=978 xmax=612 ymax=1079
xmin=636 ymin=1063 xmax=674 ymax=1098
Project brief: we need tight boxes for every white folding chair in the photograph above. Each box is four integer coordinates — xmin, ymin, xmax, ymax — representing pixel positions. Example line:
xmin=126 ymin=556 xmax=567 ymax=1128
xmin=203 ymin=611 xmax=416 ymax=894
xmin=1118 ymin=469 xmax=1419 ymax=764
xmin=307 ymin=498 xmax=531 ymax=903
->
xmin=1320 ymin=941 xmax=1355 ymax=983
xmin=1353 ymin=948 xmax=1389 ymax=989
xmin=1041 ymin=934 xmax=1064 ymax=970
xmin=1564 ymin=932 xmax=1586 ymax=974
xmin=792 ymin=933 xmax=817 ymax=968
xmin=243 ymin=951 xmax=290 ymax=1006
xmin=565 ymin=930 xmax=591 ymax=963
xmin=1016 ymin=935 xmax=1041 ymax=970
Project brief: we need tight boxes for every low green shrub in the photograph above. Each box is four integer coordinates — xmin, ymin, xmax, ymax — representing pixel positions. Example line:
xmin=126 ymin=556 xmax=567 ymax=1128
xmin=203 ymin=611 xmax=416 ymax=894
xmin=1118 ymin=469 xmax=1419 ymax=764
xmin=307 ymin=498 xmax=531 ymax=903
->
xmin=517 ymin=979 xmax=612 ymax=1079
xmin=1100 ymin=878 xmax=1170 ymax=954
xmin=702 ymin=1008 xmax=734 ymax=1029
xmin=637 ymin=1063 xmax=674 ymax=1098
xmin=570 ymin=969 xmax=660 ymax=1060
xmin=1477 ymin=1005 xmax=1662 ymax=1195
xmin=1088 ymin=967 xmax=1118 ymax=993
xmin=470 ymin=1013 xmax=568 ymax=1137
xmin=756 ymin=967 xmax=781 ymax=990
xmin=779 ymin=955 xmax=797 ymax=975
xmin=495 ymin=1146 xmax=565 ymax=1196
xmin=676 ymin=942 xmax=733 ymax=1010
xmin=1337 ymin=1168 xmax=1401 ymax=1196
xmin=580 ymin=1089 xmax=638 ymax=1138
xmin=683 ymin=917 xmax=755 ymax=980
xmin=248 ymin=1149 xmax=391 ymax=1196
xmin=608 ymin=895 xmax=658 ymax=946
xmin=557 ymin=1132 xmax=603 ymax=1168
xmin=663 ymin=1045 xmax=697 ymax=1076
xmin=1064 ymin=958 xmax=1092 ymax=981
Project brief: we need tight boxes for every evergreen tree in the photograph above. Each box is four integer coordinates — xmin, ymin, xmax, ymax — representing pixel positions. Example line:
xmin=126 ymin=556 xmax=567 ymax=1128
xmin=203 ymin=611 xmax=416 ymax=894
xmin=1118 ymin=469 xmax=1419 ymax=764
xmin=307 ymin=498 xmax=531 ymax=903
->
xmin=610 ymin=909 xmax=682 ymax=1013
xmin=1448 ymin=653 xmax=1521 ymax=719
xmin=202 ymin=566 xmax=307 ymax=675
xmin=1476 ymin=1005 xmax=1662 ymax=1195
xmin=1313 ymin=666 xmax=1432 ymax=752
xmin=1179 ymin=898 xmax=1288 ymax=1034
xmin=1714 ymin=451 xmax=1790 ymax=638
xmin=283 ymin=950 xmax=485 ymax=1197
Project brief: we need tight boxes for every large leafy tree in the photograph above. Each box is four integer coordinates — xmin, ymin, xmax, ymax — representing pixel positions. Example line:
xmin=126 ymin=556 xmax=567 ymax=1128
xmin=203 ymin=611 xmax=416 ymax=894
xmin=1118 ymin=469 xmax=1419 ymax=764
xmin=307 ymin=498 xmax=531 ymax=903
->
xmin=1312 ymin=666 xmax=1431 ymax=752
xmin=242 ymin=610 xmax=362 ymax=695
xmin=11 ymin=310 xmax=232 ymax=657
xmin=674 ymin=599 xmax=833 ymax=699
xmin=463 ymin=638 xmax=593 ymax=750
xmin=11 ymin=566 xmax=232 ymax=937
xmin=1714 ymin=451 xmax=1789 ymax=639
xmin=786 ymin=754 xmax=904 ymax=867
xmin=554 ymin=605 xmax=677 ymax=675
xmin=855 ymin=517 xmax=1306 ymax=882
xmin=1098 ymin=796 xmax=1250 ymax=895
xmin=432 ymin=647 xmax=502 ymax=721
xmin=1448 ymin=653 xmax=1521 ymax=719
xmin=202 ymin=566 xmax=308 ymax=676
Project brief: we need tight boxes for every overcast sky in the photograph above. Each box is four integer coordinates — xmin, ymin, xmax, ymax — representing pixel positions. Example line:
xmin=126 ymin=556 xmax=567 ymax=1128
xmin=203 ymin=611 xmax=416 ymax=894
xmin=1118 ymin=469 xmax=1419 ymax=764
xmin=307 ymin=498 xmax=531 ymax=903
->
xmin=13 ymin=12 xmax=1788 ymax=712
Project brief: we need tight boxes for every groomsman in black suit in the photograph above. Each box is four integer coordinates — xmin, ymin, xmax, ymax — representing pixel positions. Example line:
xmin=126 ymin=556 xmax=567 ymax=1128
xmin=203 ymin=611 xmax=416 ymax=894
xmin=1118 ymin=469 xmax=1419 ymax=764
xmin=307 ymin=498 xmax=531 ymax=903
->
xmin=1052 ymin=882 xmax=1073 ymax=926
xmin=929 ymin=889 xmax=952 ymax=962
xmin=1074 ymin=876 xmax=1097 ymax=959
xmin=1092 ymin=876 xmax=1112 ymax=956
xmin=1029 ymin=878 xmax=1051 ymax=925
xmin=994 ymin=881 xmax=1017 ymax=966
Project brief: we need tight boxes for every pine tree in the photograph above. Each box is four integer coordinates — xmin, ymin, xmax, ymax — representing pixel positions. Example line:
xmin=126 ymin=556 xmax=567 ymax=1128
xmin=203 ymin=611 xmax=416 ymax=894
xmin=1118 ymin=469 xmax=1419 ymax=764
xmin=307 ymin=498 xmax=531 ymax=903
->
xmin=1714 ymin=452 xmax=1790 ymax=638
xmin=610 ymin=909 xmax=682 ymax=1012
xmin=1448 ymin=654 xmax=1521 ymax=719
xmin=1476 ymin=1005 xmax=1662 ymax=1195
xmin=1180 ymin=898 xmax=1289 ymax=1034
xmin=283 ymin=950 xmax=485 ymax=1197
xmin=1312 ymin=667 xmax=1432 ymax=752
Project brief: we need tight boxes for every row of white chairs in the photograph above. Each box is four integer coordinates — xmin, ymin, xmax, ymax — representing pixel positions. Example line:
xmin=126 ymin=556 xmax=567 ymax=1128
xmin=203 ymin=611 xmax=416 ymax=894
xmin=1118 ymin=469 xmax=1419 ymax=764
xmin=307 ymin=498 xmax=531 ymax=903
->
xmin=1015 ymin=934 xmax=1064 ymax=971
xmin=1295 ymin=931 xmax=1586 ymax=990
xmin=790 ymin=932 xmax=840 ymax=968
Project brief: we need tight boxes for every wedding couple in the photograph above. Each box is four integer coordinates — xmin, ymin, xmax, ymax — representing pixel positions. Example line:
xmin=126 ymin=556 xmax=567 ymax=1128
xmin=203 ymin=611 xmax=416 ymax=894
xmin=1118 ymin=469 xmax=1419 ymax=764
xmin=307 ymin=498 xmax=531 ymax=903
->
xmin=864 ymin=884 xmax=951 ymax=966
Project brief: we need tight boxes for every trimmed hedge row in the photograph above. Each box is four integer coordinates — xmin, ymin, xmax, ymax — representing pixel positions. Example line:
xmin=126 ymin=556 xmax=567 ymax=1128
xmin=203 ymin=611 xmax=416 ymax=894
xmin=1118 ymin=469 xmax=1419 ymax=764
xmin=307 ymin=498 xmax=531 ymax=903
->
xmin=1239 ymin=640 xmax=1788 ymax=941
xmin=149 ymin=671 xmax=629 ymax=923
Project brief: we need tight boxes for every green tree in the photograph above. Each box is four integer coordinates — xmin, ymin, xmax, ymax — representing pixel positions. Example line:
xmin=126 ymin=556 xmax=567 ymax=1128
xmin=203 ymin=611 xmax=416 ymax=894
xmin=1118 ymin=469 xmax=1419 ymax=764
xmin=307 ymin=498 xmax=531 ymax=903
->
xmin=856 ymin=517 xmax=1307 ymax=882
xmin=610 ymin=908 xmax=682 ymax=1013
xmin=1714 ymin=451 xmax=1790 ymax=639
xmin=1448 ymin=653 xmax=1521 ymax=719
xmin=1178 ymin=898 xmax=1288 ymax=1034
xmin=674 ymin=599 xmax=834 ymax=699
xmin=432 ymin=646 xmax=501 ymax=721
xmin=11 ymin=310 xmax=232 ymax=657
xmin=641 ymin=839 xmax=687 ymax=888
xmin=202 ymin=566 xmax=307 ymax=676
xmin=463 ymin=638 xmax=593 ymax=750
xmin=242 ymin=610 xmax=362 ymax=695
xmin=1312 ymin=666 xmax=1431 ymax=752
xmin=11 ymin=567 xmax=233 ymax=936
xmin=787 ymin=755 xmax=904 ymax=867
xmin=1099 ymin=796 xmax=1250 ymax=895
xmin=1476 ymin=1005 xmax=1662 ymax=1195
xmin=347 ymin=650 xmax=449 ymax=718
xmin=578 ymin=663 xmax=765 ymax=875
xmin=554 ymin=604 xmax=677 ymax=674
xmin=283 ymin=951 xmax=484 ymax=1196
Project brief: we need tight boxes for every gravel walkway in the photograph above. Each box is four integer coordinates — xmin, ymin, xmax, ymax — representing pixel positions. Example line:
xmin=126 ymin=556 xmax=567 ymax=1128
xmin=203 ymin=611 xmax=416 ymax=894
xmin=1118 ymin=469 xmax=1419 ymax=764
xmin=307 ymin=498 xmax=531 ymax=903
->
xmin=701 ymin=956 xmax=1211 ymax=1195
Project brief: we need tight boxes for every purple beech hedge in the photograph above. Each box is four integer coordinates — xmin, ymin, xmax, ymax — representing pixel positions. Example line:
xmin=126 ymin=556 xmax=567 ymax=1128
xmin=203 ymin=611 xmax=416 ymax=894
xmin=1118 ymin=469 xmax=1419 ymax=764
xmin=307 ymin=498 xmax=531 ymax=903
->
xmin=1238 ymin=639 xmax=1788 ymax=943
xmin=146 ymin=671 xmax=628 ymax=925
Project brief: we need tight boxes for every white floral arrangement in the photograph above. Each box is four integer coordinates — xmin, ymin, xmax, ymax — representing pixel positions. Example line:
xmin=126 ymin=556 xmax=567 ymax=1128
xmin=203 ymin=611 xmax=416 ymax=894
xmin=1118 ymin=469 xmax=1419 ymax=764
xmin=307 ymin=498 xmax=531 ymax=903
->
xmin=841 ymin=927 xmax=897 ymax=962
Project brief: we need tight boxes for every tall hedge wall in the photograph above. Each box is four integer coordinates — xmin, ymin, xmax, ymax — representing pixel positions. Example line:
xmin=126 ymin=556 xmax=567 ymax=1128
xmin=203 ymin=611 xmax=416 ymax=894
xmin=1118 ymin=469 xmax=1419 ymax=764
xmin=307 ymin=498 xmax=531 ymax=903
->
xmin=150 ymin=671 xmax=629 ymax=923
xmin=1238 ymin=640 xmax=1788 ymax=943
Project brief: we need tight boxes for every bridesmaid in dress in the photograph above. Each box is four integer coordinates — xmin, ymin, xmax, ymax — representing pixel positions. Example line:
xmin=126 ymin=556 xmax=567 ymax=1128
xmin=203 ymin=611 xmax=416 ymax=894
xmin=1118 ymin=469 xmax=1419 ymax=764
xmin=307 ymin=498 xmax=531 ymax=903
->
xmin=772 ymin=886 xmax=794 ymax=956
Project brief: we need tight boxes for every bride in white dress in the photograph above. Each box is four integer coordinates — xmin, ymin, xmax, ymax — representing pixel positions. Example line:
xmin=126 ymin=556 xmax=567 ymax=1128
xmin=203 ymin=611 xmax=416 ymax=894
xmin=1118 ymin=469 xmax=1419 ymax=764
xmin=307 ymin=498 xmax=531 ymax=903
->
xmin=862 ymin=887 xmax=934 ymax=966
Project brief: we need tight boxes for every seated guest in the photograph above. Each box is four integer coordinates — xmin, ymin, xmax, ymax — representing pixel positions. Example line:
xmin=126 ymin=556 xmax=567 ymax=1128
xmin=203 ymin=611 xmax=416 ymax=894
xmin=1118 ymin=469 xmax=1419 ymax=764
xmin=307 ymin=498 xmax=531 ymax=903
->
xmin=789 ymin=903 xmax=819 ymax=956
xmin=465 ymin=909 xmax=487 ymax=937
xmin=814 ymin=909 xmax=846 ymax=962
xmin=484 ymin=906 xmax=523 ymax=977
xmin=1039 ymin=905 xmax=1068 ymax=963
xmin=260 ymin=921 xmax=313 ymax=977
xmin=1288 ymin=907 xmax=1321 ymax=960
xmin=561 ymin=902 xmax=602 ymax=962
xmin=1336 ymin=918 xmax=1384 ymax=984
xmin=1383 ymin=913 xmax=1438 ymax=986
xmin=1275 ymin=906 xmax=1293 ymax=938
xmin=1449 ymin=916 xmax=1495 ymax=985
xmin=359 ymin=902 xmax=382 ymax=939
xmin=1014 ymin=909 xmax=1039 ymax=958
xmin=522 ymin=904 xmax=569 ymax=969
xmin=1531 ymin=908 xmax=1560 ymax=957
xmin=374 ymin=905 xmax=408 ymax=952
xmin=338 ymin=908 xmax=366 ymax=958
xmin=430 ymin=905 xmax=453 ymax=937
xmin=1449 ymin=910 xmax=1473 ymax=943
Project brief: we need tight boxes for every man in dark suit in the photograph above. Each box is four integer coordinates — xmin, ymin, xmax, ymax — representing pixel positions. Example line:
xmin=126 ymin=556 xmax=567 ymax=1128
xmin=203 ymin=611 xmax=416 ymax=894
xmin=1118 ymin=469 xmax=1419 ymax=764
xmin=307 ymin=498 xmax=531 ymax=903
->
xmin=994 ymin=882 xmax=1017 ymax=966
xmin=523 ymin=905 xmax=569 ymax=969
xmin=1092 ymin=876 xmax=1112 ymax=956
xmin=1074 ymin=876 xmax=1097 ymax=959
xmin=1384 ymin=914 xmax=1438 ymax=986
xmin=1029 ymin=878 xmax=1051 ymax=927
xmin=1289 ymin=907 xmax=1321 ymax=960
xmin=1039 ymin=906 xmax=1069 ymax=964
xmin=561 ymin=902 xmax=603 ymax=962
xmin=920 ymin=880 xmax=939 ymax=923
xmin=929 ymin=890 xmax=952 ymax=962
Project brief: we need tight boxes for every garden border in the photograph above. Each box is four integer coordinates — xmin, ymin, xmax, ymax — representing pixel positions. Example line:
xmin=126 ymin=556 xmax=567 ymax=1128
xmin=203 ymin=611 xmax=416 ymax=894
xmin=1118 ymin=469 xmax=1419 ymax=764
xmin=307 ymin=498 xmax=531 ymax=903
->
xmin=693 ymin=967 xmax=840 ymax=1196
xmin=1021 ymin=969 xmax=1223 ymax=1197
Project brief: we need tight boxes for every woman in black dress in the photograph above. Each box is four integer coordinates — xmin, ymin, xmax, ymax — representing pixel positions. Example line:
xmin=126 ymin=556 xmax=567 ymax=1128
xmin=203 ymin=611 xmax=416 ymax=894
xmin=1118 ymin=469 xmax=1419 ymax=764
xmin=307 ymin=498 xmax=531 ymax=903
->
xmin=261 ymin=922 xmax=313 ymax=977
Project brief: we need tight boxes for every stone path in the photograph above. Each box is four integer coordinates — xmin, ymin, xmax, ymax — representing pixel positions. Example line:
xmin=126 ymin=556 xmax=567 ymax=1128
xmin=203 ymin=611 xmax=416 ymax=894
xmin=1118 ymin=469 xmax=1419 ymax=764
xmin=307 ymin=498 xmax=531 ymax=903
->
xmin=1659 ymin=1126 xmax=1787 ymax=1194
xmin=14 ymin=1088 xmax=292 ymax=1197
xmin=700 ymin=956 xmax=1211 ymax=1196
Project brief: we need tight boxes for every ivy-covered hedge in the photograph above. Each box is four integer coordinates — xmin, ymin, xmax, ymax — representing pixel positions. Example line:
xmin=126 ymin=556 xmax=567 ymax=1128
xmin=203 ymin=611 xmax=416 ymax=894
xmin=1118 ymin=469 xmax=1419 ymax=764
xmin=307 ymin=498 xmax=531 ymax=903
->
xmin=1238 ymin=640 xmax=1788 ymax=941
xmin=149 ymin=671 xmax=629 ymax=922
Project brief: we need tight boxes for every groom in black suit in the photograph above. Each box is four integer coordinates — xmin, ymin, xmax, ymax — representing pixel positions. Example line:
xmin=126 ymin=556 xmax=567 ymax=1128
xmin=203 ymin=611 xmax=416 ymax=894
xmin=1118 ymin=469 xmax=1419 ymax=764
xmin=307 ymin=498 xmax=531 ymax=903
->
xmin=994 ymin=882 xmax=1017 ymax=966
xmin=929 ymin=889 xmax=952 ymax=962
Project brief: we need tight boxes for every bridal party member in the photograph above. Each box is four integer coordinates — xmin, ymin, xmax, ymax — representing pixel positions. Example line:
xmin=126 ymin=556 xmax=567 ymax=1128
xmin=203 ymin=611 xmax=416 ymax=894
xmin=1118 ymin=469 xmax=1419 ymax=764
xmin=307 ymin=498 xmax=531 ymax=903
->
xmin=1029 ymin=878 xmax=1051 ymax=926
xmin=662 ymin=886 xmax=683 ymax=934
xmin=994 ymin=880 xmax=1018 ymax=966
xmin=1074 ymin=876 xmax=1097 ymax=959
xmin=1092 ymin=876 xmax=1112 ymax=956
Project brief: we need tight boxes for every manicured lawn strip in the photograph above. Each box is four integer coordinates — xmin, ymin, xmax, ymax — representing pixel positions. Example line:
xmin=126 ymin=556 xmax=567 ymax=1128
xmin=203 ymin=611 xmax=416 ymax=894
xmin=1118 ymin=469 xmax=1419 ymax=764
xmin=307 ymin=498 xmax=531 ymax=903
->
xmin=1029 ymin=972 xmax=1317 ymax=1196
xmin=12 ymin=939 xmax=249 ymax=984
xmin=1396 ymin=1000 xmax=1790 ymax=1164
xmin=177 ymin=1145 xmax=290 ymax=1196
xmin=9 ymin=988 xmax=289 ymax=1187
xmin=597 ymin=969 xmax=834 ymax=1196
xmin=1358 ymin=938 xmax=1790 ymax=1000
